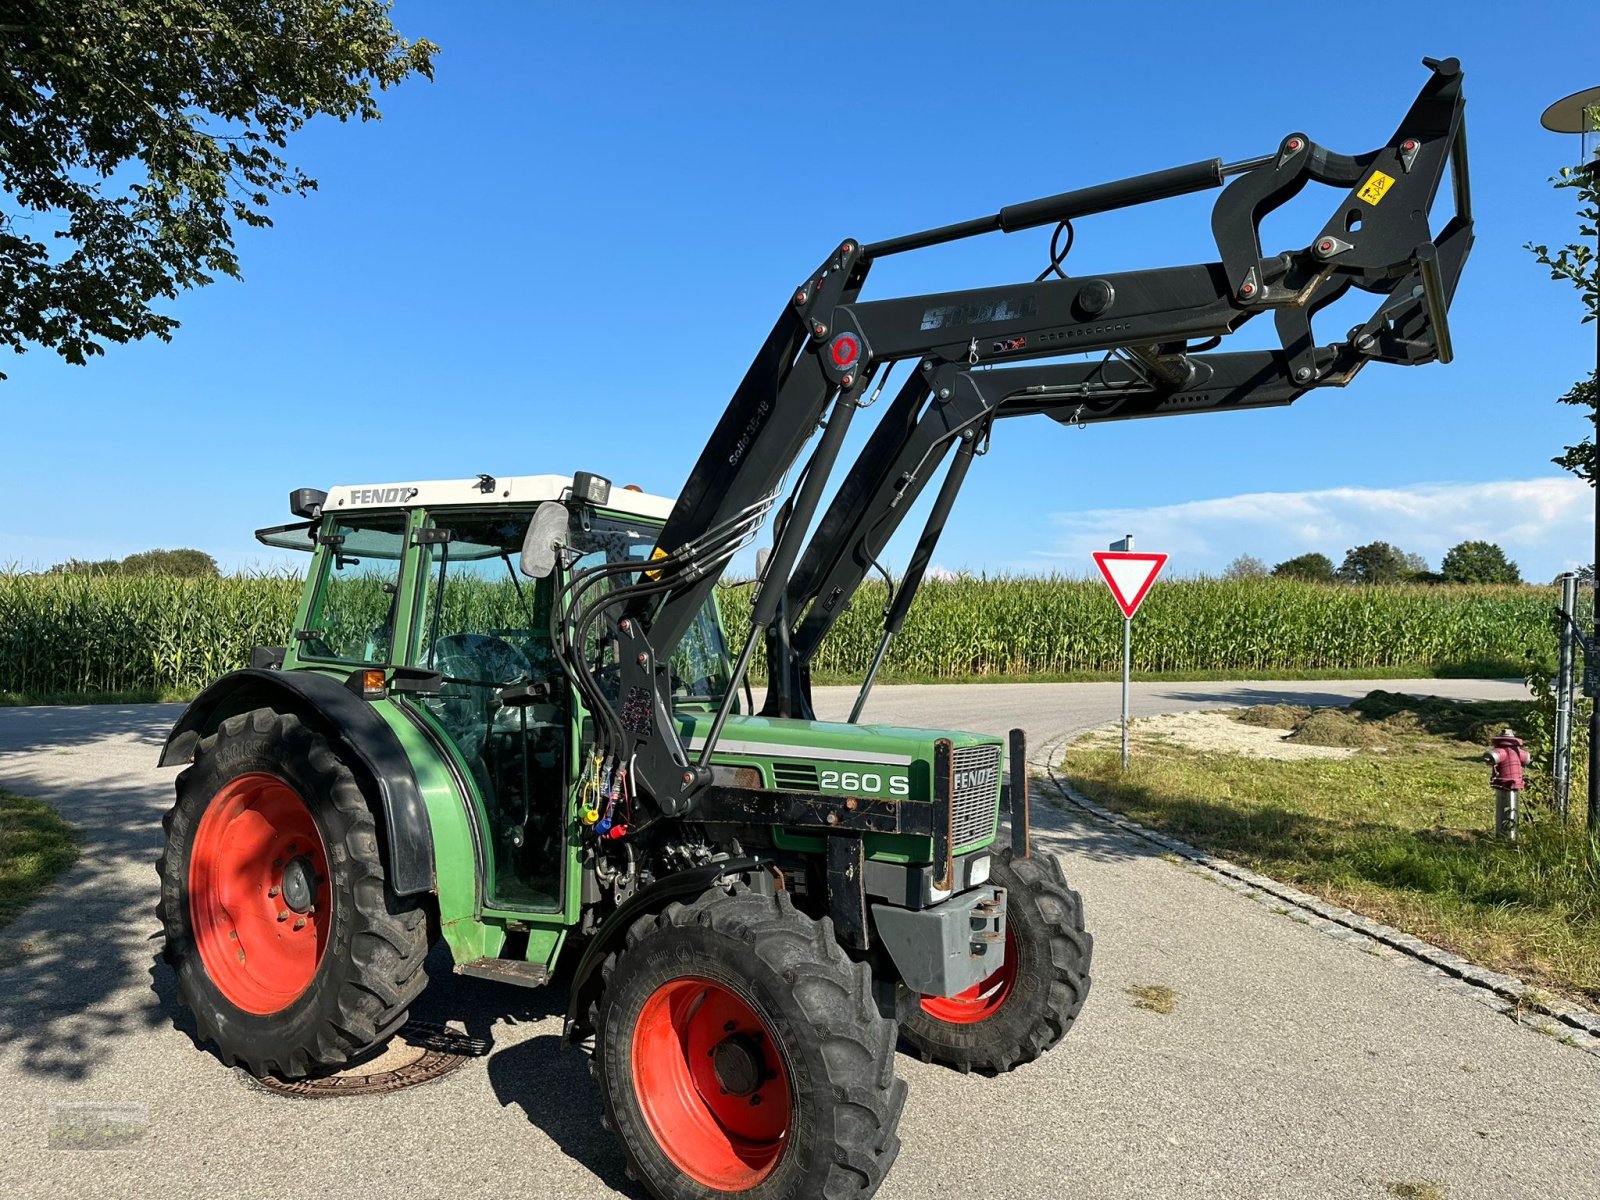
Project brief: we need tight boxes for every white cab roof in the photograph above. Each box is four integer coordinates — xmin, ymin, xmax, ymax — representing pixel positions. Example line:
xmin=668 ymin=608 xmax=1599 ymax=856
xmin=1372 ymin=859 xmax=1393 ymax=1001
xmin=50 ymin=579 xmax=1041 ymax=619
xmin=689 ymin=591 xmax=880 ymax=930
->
xmin=326 ymin=474 xmax=676 ymax=521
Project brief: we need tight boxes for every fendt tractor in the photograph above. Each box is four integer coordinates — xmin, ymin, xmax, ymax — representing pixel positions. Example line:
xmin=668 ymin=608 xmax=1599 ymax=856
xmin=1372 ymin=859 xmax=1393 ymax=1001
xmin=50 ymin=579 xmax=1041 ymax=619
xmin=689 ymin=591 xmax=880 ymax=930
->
xmin=156 ymin=61 xmax=1470 ymax=1200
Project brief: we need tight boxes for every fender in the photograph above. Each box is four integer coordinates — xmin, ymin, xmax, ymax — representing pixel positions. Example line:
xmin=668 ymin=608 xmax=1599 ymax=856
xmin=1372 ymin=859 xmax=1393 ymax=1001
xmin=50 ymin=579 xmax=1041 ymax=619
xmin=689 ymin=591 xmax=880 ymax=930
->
xmin=562 ymin=855 xmax=766 ymax=1044
xmin=159 ymin=668 xmax=435 ymax=896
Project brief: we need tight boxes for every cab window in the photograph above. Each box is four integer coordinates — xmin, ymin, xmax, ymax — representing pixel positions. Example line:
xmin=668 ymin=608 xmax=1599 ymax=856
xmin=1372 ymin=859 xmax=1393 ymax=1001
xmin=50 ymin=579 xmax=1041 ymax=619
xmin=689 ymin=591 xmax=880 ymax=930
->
xmin=298 ymin=514 xmax=409 ymax=665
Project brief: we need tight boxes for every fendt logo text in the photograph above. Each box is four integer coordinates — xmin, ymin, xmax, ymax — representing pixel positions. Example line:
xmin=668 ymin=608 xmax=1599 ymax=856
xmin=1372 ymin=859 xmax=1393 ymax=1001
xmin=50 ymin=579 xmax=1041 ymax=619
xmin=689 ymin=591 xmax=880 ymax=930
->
xmin=348 ymin=487 xmax=415 ymax=505
xmin=954 ymin=766 xmax=998 ymax=793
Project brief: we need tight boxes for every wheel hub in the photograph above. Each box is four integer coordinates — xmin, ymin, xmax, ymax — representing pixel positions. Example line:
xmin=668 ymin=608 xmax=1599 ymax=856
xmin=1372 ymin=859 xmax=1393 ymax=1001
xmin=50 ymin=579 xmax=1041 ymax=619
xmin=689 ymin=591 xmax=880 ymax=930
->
xmin=632 ymin=977 xmax=792 ymax=1190
xmin=711 ymin=1032 xmax=765 ymax=1096
xmin=187 ymin=773 xmax=331 ymax=1015
xmin=281 ymin=855 xmax=316 ymax=913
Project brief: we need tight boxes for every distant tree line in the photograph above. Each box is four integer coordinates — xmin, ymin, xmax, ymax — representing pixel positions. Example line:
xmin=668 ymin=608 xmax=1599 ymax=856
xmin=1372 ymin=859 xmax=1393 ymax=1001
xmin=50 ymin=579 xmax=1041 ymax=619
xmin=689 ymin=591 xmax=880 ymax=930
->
xmin=46 ymin=549 xmax=219 ymax=578
xmin=1222 ymin=540 xmax=1525 ymax=585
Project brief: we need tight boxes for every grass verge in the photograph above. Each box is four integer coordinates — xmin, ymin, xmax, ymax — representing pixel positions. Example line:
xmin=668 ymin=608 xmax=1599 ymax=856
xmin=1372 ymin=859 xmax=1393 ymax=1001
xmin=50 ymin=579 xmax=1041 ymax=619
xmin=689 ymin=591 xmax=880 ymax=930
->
xmin=0 ymin=688 xmax=192 ymax=707
xmin=1065 ymin=694 xmax=1600 ymax=1006
xmin=0 ymin=788 xmax=79 ymax=942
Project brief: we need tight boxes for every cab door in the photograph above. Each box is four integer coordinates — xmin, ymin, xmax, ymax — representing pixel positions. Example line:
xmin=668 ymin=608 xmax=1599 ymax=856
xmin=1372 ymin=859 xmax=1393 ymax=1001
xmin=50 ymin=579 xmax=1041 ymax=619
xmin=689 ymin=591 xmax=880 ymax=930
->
xmin=404 ymin=508 xmax=570 ymax=911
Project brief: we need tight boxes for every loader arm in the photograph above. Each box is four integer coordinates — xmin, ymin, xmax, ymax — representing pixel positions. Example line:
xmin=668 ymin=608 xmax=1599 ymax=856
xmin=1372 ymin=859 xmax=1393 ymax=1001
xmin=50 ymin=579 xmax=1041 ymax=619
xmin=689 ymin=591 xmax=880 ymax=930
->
xmin=552 ymin=57 xmax=1471 ymax=813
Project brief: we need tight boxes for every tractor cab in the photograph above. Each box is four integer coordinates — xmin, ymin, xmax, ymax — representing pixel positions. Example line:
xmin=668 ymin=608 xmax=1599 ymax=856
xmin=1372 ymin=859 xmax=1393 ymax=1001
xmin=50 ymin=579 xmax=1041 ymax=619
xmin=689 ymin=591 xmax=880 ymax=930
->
xmin=256 ymin=474 xmax=739 ymax=910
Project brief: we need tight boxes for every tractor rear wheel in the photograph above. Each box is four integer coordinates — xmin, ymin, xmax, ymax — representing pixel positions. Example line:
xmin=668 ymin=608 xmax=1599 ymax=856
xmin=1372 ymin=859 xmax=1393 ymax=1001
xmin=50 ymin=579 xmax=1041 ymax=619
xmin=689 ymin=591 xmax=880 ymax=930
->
xmin=896 ymin=850 xmax=1091 ymax=1073
xmin=594 ymin=888 xmax=906 ymax=1200
xmin=156 ymin=708 xmax=430 ymax=1078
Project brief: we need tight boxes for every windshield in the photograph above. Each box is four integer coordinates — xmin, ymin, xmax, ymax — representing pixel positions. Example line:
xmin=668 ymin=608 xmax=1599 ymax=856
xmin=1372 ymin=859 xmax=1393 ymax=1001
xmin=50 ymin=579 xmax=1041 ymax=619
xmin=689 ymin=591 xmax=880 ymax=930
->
xmin=566 ymin=512 xmax=735 ymax=710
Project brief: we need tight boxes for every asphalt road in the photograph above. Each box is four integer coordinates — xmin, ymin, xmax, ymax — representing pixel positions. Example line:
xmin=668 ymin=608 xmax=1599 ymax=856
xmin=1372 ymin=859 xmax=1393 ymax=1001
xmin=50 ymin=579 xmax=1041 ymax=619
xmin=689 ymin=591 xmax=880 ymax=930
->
xmin=4 ymin=680 xmax=1599 ymax=1200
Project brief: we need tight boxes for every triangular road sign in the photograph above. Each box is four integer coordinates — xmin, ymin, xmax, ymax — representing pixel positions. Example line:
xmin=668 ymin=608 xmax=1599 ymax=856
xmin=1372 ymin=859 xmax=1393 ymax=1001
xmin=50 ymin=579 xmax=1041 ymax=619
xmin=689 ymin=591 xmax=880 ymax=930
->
xmin=1093 ymin=551 xmax=1168 ymax=619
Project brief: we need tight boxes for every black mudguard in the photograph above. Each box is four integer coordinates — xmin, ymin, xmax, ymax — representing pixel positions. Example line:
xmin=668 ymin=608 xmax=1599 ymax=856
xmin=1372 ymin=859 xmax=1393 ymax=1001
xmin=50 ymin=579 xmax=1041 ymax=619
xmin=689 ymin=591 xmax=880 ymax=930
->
xmin=159 ymin=668 xmax=435 ymax=896
xmin=562 ymin=856 xmax=766 ymax=1043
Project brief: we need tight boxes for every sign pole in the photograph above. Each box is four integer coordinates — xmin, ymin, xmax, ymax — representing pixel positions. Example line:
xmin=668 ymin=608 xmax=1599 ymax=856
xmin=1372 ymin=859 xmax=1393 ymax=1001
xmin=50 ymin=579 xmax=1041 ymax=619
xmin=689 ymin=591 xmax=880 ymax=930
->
xmin=1121 ymin=613 xmax=1131 ymax=770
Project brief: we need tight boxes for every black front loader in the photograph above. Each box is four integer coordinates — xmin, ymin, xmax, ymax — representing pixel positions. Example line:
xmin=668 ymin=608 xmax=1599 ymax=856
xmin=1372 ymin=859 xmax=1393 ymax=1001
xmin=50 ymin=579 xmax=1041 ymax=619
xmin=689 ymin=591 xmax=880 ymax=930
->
xmin=552 ymin=58 xmax=1472 ymax=818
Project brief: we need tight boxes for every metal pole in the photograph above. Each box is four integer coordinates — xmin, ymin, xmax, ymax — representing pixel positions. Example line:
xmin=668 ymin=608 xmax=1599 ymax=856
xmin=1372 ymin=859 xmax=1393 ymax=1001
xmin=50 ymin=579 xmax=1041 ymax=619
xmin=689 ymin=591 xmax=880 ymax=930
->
xmin=1556 ymin=571 xmax=1577 ymax=823
xmin=1590 ymin=156 xmax=1600 ymax=835
xmin=1121 ymin=615 xmax=1131 ymax=770
xmin=1495 ymin=787 xmax=1520 ymax=842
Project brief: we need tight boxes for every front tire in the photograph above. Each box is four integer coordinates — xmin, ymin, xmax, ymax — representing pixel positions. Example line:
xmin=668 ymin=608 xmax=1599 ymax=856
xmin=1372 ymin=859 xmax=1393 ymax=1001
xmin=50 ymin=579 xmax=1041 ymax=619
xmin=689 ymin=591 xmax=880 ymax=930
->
xmin=896 ymin=850 xmax=1092 ymax=1073
xmin=595 ymin=888 xmax=906 ymax=1200
xmin=156 ymin=708 xmax=429 ymax=1078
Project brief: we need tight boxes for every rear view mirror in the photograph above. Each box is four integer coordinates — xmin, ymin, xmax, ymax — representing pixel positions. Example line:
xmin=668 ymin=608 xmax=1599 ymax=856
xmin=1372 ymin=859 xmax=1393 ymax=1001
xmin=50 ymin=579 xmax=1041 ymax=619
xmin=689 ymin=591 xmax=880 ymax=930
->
xmin=520 ymin=501 xmax=569 ymax=579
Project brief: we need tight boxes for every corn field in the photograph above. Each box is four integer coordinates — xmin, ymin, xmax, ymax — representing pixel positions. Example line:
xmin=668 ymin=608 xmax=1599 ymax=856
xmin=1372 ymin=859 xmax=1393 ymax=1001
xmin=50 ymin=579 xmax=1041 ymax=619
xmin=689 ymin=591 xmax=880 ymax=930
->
xmin=718 ymin=575 xmax=1553 ymax=680
xmin=0 ymin=572 xmax=301 ymax=695
xmin=0 ymin=570 xmax=1556 ymax=697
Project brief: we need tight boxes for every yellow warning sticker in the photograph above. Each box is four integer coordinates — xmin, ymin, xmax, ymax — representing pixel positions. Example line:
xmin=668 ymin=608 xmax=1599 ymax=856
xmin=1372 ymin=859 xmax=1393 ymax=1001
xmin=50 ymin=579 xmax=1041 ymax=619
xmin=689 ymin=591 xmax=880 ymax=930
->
xmin=1357 ymin=170 xmax=1395 ymax=206
xmin=643 ymin=545 xmax=669 ymax=581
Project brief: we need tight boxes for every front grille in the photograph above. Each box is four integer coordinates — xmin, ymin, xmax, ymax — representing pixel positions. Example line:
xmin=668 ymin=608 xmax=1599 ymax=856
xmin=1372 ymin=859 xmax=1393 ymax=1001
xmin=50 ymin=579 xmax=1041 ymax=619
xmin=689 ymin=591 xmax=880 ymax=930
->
xmin=772 ymin=762 xmax=820 ymax=791
xmin=950 ymin=743 xmax=1002 ymax=849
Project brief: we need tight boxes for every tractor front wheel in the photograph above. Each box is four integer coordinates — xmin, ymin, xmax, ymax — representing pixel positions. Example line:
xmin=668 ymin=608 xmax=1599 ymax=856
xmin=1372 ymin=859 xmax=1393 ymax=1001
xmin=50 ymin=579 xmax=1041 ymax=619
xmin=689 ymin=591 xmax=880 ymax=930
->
xmin=896 ymin=850 xmax=1092 ymax=1073
xmin=156 ymin=708 xmax=430 ymax=1078
xmin=594 ymin=888 xmax=906 ymax=1200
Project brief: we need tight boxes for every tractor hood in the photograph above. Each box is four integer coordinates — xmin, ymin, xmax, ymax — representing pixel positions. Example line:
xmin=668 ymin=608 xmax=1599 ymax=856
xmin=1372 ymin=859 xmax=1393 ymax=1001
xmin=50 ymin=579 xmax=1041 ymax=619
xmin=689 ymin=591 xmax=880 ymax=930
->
xmin=674 ymin=712 xmax=1002 ymax=807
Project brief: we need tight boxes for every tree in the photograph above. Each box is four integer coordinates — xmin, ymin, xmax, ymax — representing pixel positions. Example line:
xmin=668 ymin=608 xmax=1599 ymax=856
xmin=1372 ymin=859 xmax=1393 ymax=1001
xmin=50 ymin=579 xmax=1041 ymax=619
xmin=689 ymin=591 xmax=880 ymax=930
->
xmin=1526 ymin=161 xmax=1597 ymax=483
xmin=1401 ymin=551 xmax=1431 ymax=579
xmin=0 ymin=3 xmax=436 ymax=378
xmin=1336 ymin=541 xmax=1409 ymax=584
xmin=1271 ymin=552 xmax=1335 ymax=582
xmin=1223 ymin=554 xmax=1268 ymax=579
xmin=120 ymin=548 xmax=219 ymax=577
xmin=1440 ymin=540 xmax=1521 ymax=584
xmin=48 ymin=548 xmax=219 ymax=577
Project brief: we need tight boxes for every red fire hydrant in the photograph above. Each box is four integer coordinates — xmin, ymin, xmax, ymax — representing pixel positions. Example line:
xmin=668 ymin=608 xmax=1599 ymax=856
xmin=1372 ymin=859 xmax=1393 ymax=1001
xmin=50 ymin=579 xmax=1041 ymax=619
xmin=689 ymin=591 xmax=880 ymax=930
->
xmin=1485 ymin=729 xmax=1529 ymax=841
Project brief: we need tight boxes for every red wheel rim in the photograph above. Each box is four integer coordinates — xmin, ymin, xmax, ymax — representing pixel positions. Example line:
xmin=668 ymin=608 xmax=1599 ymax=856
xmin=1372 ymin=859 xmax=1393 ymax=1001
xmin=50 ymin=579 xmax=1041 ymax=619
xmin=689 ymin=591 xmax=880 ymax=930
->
xmin=188 ymin=772 xmax=331 ymax=1015
xmin=632 ymin=977 xmax=792 ymax=1191
xmin=919 ymin=924 xmax=1018 ymax=1024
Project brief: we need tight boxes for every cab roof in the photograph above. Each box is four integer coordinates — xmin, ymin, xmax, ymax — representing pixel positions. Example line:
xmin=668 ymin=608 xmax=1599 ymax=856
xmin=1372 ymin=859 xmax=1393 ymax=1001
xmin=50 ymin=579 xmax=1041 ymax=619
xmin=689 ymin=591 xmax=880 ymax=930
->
xmin=325 ymin=474 xmax=676 ymax=521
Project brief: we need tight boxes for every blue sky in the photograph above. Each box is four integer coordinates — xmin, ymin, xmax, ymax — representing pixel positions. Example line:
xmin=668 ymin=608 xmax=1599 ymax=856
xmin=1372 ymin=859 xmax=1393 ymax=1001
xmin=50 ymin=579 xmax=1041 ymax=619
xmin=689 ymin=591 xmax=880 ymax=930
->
xmin=3 ymin=1 xmax=1597 ymax=582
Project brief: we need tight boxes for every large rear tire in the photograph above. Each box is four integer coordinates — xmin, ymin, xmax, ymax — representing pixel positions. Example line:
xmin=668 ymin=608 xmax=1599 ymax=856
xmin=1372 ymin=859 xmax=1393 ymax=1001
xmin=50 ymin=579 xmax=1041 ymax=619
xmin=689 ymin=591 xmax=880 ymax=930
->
xmin=156 ymin=708 xmax=430 ymax=1078
xmin=594 ymin=888 xmax=906 ymax=1200
xmin=896 ymin=850 xmax=1091 ymax=1073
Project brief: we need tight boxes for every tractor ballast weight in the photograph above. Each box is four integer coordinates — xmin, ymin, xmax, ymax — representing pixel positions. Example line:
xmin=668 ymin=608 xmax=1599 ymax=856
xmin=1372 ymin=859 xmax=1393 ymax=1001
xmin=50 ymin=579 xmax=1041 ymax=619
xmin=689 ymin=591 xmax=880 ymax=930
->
xmin=156 ymin=61 xmax=1471 ymax=1200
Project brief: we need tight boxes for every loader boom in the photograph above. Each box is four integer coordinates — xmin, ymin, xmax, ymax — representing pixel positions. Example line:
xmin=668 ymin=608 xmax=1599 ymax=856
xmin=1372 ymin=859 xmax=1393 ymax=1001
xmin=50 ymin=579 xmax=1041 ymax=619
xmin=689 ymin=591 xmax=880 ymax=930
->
xmin=551 ymin=57 xmax=1472 ymax=814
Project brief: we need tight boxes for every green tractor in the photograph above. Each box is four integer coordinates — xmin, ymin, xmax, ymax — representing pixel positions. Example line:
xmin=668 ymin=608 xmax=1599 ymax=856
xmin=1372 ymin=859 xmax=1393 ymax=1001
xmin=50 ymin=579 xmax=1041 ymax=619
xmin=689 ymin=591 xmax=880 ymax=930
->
xmin=157 ymin=474 xmax=1085 ymax=1198
xmin=156 ymin=61 xmax=1468 ymax=1200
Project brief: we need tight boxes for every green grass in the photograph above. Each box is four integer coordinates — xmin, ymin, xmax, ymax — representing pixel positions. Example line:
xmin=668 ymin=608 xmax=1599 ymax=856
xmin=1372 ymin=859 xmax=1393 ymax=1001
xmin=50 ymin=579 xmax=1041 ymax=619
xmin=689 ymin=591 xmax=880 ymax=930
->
xmin=0 ymin=788 xmax=79 ymax=936
xmin=0 ymin=688 xmax=192 ymax=707
xmin=1066 ymin=695 xmax=1600 ymax=1006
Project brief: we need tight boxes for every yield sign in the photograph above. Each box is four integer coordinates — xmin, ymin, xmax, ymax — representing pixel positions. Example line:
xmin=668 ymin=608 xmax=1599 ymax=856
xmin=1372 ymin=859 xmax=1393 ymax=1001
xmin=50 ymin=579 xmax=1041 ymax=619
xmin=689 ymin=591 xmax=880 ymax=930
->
xmin=1093 ymin=552 xmax=1168 ymax=619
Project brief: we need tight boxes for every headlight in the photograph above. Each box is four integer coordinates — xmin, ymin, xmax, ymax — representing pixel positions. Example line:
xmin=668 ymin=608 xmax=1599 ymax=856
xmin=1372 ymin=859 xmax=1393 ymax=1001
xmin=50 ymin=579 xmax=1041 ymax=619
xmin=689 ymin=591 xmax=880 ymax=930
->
xmin=968 ymin=854 xmax=992 ymax=887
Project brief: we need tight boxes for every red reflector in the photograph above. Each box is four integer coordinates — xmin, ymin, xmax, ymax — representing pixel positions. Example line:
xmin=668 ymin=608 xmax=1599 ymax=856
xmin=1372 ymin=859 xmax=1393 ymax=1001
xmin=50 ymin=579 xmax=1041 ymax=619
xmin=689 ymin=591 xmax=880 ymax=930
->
xmin=831 ymin=336 xmax=859 ymax=367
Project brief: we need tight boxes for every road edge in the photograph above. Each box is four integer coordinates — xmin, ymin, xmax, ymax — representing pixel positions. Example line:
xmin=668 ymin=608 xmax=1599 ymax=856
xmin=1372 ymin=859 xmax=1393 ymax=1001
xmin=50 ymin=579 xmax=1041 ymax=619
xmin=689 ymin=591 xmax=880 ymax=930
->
xmin=1031 ymin=732 xmax=1600 ymax=1061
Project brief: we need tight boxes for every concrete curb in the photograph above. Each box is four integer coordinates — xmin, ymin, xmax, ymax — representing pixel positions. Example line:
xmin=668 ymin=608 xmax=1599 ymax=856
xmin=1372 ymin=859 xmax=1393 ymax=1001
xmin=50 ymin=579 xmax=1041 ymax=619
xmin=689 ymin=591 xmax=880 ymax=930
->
xmin=1029 ymin=733 xmax=1600 ymax=1060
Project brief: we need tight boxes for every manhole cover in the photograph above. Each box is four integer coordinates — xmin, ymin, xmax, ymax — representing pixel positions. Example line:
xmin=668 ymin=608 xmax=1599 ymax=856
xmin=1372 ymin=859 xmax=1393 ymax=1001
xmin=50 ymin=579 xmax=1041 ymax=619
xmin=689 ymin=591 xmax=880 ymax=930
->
xmin=250 ymin=1021 xmax=489 ymax=1098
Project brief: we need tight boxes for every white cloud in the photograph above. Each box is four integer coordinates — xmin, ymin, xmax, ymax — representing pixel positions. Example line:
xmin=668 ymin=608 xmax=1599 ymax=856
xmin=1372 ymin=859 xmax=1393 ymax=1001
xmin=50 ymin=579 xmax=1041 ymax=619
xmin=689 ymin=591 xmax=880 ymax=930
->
xmin=1029 ymin=477 xmax=1593 ymax=580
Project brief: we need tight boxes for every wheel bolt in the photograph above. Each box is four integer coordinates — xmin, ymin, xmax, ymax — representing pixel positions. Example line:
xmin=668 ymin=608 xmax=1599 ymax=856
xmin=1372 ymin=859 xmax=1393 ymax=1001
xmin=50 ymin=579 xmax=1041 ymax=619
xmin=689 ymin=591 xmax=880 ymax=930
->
xmin=278 ymin=910 xmax=289 ymax=921
xmin=267 ymin=885 xmax=280 ymax=898
xmin=293 ymin=917 xmax=307 ymax=931
xmin=724 ymin=1021 xmax=737 ymax=1032
xmin=750 ymin=1094 xmax=762 ymax=1106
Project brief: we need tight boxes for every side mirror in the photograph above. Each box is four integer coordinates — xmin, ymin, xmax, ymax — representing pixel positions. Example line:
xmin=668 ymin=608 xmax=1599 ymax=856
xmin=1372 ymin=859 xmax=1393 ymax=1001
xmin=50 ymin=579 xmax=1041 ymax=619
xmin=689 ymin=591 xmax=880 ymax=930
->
xmin=520 ymin=501 xmax=569 ymax=579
